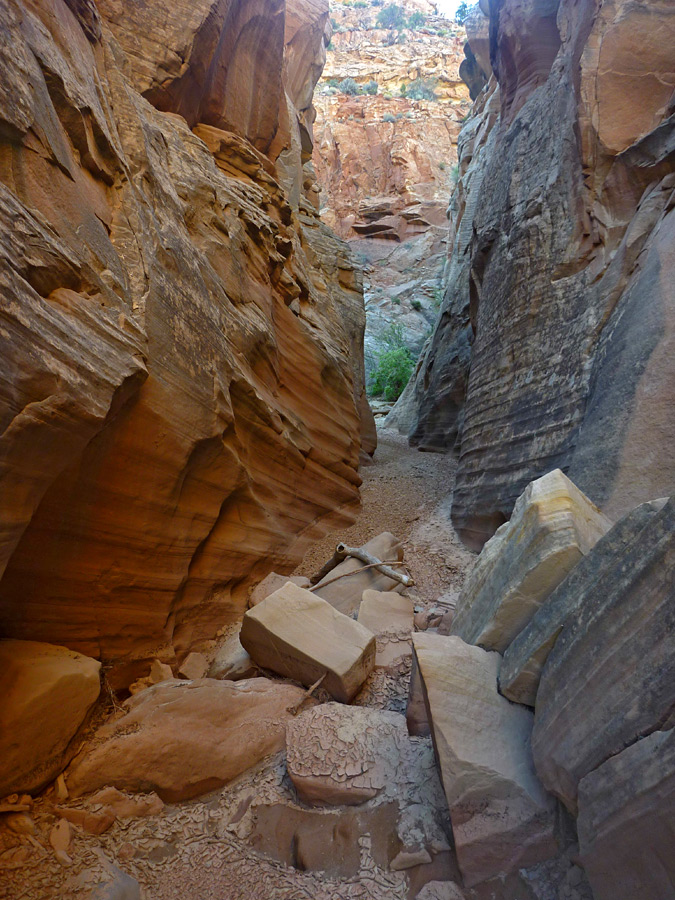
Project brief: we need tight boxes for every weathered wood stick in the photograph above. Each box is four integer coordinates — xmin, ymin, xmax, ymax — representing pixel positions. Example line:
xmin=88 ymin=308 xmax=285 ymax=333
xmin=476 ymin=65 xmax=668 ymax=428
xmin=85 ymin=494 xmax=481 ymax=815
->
xmin=334 ymin=543 xmax=414 ymax=587
xmin=309 ymin=560 xmax=414 ymax=593
xmin=309 ymin=548 xmax=349 ymax=585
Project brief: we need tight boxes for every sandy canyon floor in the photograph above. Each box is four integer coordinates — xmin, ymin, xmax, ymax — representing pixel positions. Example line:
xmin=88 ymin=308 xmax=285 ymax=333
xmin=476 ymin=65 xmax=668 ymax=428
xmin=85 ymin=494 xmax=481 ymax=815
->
xmin=1 ymin=427 xmax=476 ymax=900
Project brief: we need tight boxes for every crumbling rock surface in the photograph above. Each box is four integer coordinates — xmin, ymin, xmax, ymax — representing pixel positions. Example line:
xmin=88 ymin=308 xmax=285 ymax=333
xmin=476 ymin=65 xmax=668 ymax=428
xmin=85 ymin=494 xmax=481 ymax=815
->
xmin=394 ymin=0 xmax=675 ymax=549
xmin=0 ymin=0 xmax=374 ymax=677
xmin=286 ymin=703 xmax=410 ymax=806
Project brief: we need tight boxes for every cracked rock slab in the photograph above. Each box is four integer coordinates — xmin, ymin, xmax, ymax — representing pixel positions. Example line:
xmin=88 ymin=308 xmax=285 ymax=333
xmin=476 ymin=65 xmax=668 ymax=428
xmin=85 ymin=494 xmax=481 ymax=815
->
xmin=286 ymin=703 xmax=410 ymax=806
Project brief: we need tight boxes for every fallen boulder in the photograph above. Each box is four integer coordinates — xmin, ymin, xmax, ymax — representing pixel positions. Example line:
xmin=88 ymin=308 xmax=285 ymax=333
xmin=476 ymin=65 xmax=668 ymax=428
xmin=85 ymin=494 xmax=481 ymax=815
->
xmin=451 ymin=470 xmax=611 ymax=653
xmin=286 ymin=703 xmax=409 ymax=806
xmin=312 ymin=532 xmax=406 ymax=616
xmin=0 ymin=640 xmax=101 ymax=796
xmin=500 ymin=498 xmax=667 ymax=706
xmin=208 ymin=626 xmax=258 ymax=681
xmin=358 ymin=589 xmax=414 ymax=670
xmin=240 ymin=582 xmax=376 ymax=702
xmin=413 ymin=633 xmax=556 ymax=887
xmin=249 ymin=573 xmax=311 ymax=607
xmin=577 ymin=729 xmax=675 ymax=900
xmin=531 ymin=498 xmax=675 ymax=811
xmin=66 ymin=677 xmax=308 ymax=802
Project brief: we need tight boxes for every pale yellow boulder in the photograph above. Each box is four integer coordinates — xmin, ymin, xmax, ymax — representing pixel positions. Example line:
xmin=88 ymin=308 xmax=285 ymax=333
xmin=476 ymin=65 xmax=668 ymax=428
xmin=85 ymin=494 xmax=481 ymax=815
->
xmin=240 ymin=582 xmax=376 ymax=702
xmin=358 ymin=589 xmax=414 ymax=670
xmin=451 ymin=469 xmax=611 ymax=653
xmin=249 ymin=573 xmax=311 ymax=607
xmin=0 ymin=640 xmax=101 ymax=796
xmin=413 ymin=633 xmax=556 ymax=887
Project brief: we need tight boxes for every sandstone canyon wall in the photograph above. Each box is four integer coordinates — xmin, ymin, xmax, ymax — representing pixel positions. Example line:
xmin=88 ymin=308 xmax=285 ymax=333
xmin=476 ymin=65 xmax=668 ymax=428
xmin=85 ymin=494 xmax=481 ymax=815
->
xmin=0 ymin=0 xmax=375 ymax=682
xmin=311 ymin=0 xmax=471 ymax=373
xmin=391 ymin=0 xmax=675 ymax=548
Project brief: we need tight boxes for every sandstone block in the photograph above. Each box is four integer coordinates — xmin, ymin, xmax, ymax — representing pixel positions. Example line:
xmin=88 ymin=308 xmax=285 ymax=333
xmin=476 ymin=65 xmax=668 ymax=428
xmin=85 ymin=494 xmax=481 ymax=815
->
xmin=0 ymin=640 xmax=101 ymax=797
xmin=286 ymin=703 xmax=409 ymax=806
xmin=240 ymin=582 xmax=375 ymax=702
xmin=451 ymin=470 xmax=611 ymax=653
xmin=66 ymin=678 xmax=308 ymax=802
xmin=177 ymin=652 xmax=208 ymax=680
xmin=88 ymin=787 xmax=164 ymax=819
xmin=577 ymin=730 xmax=675 ymax=900
xmin=531 ymin=498 xmax=675 ymax=811
xmin=500 ymin=498 xmax=666 ymax=706
xmin=249 ymin=573 xmax=311 ymax=607
xmin=413 ymin=633 xmax=556 ymax=887
xmin=208 ymin=627 xmax=258 ymax=681
xmin=358 ymin=589 xmax=414 ymax=634
xmin=312 ymin=533 xmax=406 ymax=616
xmin=406 ymin=650 xmax=430 ymax=737
xmin=358 ymin=589 xmax=414 ymax=669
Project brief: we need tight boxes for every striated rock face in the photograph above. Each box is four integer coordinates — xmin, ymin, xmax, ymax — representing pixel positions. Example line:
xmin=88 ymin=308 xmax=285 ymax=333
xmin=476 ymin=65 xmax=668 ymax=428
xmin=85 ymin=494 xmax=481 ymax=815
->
xmin=395 ymin=0 xmax=675 ymax=549
xmin=0 ymin=0 xmax=374 ymax=679
xmin=531 ymin=497 xmax=675 ymax=812
xmin=310 ymin=2 xmax=470 ymax=375
xmin=577 ymin=729 xmax=675 ymax=900
xmin=500 ymin=497 xmax=667 ymax=706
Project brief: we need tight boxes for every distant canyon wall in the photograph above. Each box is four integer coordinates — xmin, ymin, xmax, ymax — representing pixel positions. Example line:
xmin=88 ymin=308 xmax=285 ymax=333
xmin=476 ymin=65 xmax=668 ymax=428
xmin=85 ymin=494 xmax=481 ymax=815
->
xmin=392 ymin=0 xmax=675 ymax=549
xmin=0 ymin=0 xmax=375 ymax=683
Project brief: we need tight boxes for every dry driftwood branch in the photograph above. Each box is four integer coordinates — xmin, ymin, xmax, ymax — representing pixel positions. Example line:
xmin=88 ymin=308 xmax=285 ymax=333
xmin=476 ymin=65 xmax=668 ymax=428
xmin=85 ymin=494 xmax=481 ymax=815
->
xmin=309 ymin=560 xmax=414 ymax=593
xmin=310 ymin=541 xmax=414 ymax=589
xmin=334 ymin=543 xmax=414 ymax=587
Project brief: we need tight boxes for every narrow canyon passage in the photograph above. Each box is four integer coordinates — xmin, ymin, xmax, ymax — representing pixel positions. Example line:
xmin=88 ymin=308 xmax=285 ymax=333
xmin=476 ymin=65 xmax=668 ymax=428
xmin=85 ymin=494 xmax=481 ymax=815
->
xmin=1 ymin=0 xmax=673 ymax=898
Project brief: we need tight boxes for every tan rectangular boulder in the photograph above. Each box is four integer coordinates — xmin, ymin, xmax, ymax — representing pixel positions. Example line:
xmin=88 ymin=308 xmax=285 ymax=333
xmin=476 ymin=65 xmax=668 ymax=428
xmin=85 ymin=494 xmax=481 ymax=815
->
xmin=451 ymin=469 xmax=611 ymax=653
xmin=413 ymin=633 xmax=556 ymax=887
xmin=240 ymin=582 xmax=376 ymax=702
xmin=358 ymin=589 xmax=414 ymax=670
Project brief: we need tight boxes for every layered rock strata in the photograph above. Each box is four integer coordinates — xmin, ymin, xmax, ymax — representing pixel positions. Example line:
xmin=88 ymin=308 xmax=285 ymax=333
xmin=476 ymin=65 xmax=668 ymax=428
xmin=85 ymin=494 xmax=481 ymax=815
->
xmin=0 ymin=0 xmax=374 ymax=679
xmin=451 ymin=469 xmax=611 ymax=653
xmin=392 ymin=0 xmax=675 ymax=549
xmin=500 ymin=497 xmax=667 ymax=706
xmin=531 ymin=496 xmax=675 ymax=812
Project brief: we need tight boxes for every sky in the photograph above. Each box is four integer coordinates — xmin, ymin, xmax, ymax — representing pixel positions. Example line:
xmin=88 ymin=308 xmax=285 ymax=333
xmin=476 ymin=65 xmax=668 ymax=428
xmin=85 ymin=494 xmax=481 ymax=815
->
xmin=434 ymin=0 xmax=465 ymax=18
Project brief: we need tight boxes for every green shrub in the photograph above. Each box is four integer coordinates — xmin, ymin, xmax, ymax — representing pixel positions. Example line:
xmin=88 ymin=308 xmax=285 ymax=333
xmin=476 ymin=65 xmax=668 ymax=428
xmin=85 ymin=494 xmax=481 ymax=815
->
xmin=455 ymin=1 xmax=469 ymax=24
xmin=408 ymin=11 xmax=425 ymax=29
xmin=383 ymin=112 xmax=395 ymax=123
xmin=338 ymin=77 xmax=360 ymax=95
xmin=383 ymin=91 xmax=393 ymax=99
xmin=411 ymin=298 xmax=422 ymax=310
xmin=353 ymin=0 xmax=367 ymax=6
xmin=363 ymin=80 xmax=378 ymax=95
xmin=369 ymin=327 xmax=414 ymax=400
xmin=376 ymin=4 xmax=406 ymax=29
xmin=450 ymin=163 xmax=459 ymax=187
xmin=406 ymin=77 xmax=437 ymax=101
xmin=439 ymin=161 xmax=446 ymax=170
xmin=399 ymin=82 xmax=407 ymax=96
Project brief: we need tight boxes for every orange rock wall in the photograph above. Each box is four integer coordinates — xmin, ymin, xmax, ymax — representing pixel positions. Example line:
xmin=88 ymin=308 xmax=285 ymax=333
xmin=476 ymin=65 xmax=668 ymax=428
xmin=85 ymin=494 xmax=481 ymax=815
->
xmin=0 ymin=0 xmax=374 ymax=681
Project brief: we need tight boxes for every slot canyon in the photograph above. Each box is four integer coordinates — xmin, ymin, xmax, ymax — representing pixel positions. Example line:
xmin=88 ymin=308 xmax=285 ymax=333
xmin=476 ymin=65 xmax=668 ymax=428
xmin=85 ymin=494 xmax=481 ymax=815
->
xmin=0 ymin=0 xmax=673 ymax=898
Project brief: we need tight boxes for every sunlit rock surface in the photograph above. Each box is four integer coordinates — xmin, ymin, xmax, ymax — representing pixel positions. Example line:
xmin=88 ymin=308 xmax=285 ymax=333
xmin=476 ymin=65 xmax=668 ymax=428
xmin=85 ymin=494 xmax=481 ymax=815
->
xmin=0 ymin=0 xmax=374 ymax=679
